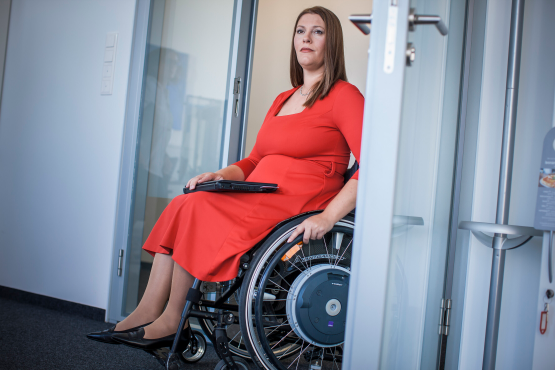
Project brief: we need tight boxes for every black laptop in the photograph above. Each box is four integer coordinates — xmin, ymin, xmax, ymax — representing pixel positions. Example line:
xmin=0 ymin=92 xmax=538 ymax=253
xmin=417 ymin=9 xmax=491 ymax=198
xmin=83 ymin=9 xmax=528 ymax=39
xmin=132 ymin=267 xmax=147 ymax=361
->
xmin=183 ymin=180 xmax=278 ymax=194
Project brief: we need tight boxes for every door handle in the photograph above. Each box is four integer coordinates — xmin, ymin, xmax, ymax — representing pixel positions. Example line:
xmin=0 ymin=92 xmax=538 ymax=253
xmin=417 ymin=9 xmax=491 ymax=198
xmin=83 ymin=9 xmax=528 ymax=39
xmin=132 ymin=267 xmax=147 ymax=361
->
xmin=349 ymin=14 xmax=372 ymax=35
xmin=350 ymin=10 xmax=447 ymax=36
xmin=408 ymin=8 xmax=448 ymax=36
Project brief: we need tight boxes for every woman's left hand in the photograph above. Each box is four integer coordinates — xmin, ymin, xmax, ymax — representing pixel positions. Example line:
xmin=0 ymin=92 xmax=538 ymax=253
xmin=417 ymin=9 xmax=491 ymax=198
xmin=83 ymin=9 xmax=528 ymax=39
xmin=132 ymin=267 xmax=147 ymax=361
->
xmin=287 ymin=213 xmax=335 ymax=244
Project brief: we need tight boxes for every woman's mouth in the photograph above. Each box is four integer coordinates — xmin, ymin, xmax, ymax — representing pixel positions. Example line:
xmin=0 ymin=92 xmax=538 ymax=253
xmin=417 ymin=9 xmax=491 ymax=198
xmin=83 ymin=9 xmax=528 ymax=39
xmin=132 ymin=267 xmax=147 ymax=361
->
xmin=300 ymin=48 xmax=313 ymax=52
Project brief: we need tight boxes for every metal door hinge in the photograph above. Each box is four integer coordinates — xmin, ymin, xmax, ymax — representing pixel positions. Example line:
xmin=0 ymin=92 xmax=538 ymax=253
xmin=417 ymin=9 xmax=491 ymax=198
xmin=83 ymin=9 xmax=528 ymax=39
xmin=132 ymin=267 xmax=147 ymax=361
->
xmin=439 ymin=298 xmax=452 ymax=335
xmin=117 ymin=249 xmax=124 ymax=276
xmin=233 ymin=77 xmax=241 ymax=117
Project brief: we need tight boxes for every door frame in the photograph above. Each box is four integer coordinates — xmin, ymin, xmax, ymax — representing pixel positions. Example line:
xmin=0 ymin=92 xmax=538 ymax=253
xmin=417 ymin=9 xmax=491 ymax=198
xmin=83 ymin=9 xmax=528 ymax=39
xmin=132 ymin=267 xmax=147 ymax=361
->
xmin=106 ymin=0 xmax=257 ymax=323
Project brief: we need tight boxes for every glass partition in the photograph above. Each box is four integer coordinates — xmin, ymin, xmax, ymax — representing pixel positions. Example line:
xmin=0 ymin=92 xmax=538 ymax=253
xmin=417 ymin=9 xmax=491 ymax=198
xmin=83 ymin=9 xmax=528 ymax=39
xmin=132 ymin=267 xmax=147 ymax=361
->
xmin=123 ymin=0 xmax=236 ymax=315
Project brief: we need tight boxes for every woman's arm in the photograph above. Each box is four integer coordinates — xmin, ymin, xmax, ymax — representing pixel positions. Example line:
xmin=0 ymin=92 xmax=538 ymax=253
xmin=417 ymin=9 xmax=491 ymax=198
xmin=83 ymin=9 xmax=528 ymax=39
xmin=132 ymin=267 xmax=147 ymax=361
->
xmin=287 ymin=178 xmax=357 ymax=243
xmin=287 ymin=84 xmax=364 ymax=243
xmin=186 ymin=165 xmax=245 ymax=190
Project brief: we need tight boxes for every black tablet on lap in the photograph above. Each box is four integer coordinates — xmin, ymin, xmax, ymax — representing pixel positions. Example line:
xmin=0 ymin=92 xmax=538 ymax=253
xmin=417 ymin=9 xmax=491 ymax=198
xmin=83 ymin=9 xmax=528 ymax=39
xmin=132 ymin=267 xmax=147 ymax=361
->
xmin=183 ymin=180 xmax=278 ymax=194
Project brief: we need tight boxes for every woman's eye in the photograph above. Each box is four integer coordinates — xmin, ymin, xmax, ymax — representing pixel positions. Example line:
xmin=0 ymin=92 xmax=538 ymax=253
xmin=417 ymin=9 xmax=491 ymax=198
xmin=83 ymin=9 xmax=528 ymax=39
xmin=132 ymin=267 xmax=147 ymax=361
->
xmin=296 ymin=29 xmax=304 ymax=34
xmin=314 ymin=30 xmax=324 ymax=35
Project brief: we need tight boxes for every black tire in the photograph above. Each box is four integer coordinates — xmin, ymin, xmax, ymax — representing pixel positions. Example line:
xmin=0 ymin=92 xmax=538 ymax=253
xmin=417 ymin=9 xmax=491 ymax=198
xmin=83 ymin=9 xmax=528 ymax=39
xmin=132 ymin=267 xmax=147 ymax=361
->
xmin=180 ymin=330 xmax=207 ymax=363
xmin=239 ymin=212 xmax=354 ymax=370
xmin=214 ymin=356 xmax=250 ymax=370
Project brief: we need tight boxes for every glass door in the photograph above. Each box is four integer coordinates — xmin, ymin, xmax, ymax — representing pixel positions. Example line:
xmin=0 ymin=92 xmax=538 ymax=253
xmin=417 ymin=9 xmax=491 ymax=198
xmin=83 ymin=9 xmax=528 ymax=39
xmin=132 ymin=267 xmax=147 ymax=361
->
xmin=345 ymin=0 xmax=468 ymax=368
xmin=108 ymin=0 xmax=256 ymax=323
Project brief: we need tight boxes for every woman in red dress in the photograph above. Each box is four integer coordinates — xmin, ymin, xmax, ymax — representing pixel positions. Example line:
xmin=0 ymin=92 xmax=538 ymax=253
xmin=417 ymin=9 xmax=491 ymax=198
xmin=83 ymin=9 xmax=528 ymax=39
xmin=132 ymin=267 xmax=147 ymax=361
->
xmin=87 ymin=6 xmax=364 ymax=349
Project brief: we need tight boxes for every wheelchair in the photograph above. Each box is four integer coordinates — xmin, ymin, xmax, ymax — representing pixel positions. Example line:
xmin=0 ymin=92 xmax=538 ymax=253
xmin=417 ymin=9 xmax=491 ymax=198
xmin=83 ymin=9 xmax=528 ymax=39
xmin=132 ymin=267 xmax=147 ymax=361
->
xmin=148 ymin=163 xmax=358 ymax=370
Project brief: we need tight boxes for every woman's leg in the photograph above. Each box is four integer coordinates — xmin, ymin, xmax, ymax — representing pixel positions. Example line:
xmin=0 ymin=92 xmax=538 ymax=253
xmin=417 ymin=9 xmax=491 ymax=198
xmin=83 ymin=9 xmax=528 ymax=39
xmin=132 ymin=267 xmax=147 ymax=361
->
xmin=115 ymin=253 xmax=174 ymax=331
xmin=142 ymin=260 xmax=195 ymax=339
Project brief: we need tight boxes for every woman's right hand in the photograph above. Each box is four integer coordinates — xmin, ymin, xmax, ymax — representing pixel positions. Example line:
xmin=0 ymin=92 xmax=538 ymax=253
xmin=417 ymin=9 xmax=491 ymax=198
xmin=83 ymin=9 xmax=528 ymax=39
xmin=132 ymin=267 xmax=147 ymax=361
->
xmin=186 ymin=172 xmax=224 ymax=190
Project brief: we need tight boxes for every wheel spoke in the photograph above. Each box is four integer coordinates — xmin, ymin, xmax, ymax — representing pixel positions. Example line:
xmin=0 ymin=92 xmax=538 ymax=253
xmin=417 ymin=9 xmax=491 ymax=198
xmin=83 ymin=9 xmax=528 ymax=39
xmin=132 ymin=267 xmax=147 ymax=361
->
xmin=265 ymin=319 xmax=290 ymax=337
xmin=334 ymin=238 xmax=353 ymax=267
xmin=288 ymin=257 xmax=309 ymax=275
xmin=309 ymin=240 xmax=312 ymax=269
xmin=264 ymin=287 xmax=289 ymax=293
xmin=287 ymin=340 xmax=310 ymax=369
xmin=229 ymin=329 xmax=241 ymax=342
xmin=271 ymin=328 xmax=296 ymax=349
xmin=269 ymin=279 xmax=290 ymax=292
xmin=293 ymin=244 xmax=310 ymax=271
xmin=277 ymin=337 xmax=300 ymax=359
xmin=330 ymin=347 xmax=340 ymax=370
xmin=274 ymin=270 xmax=293 ymax=287
xmin=299 ymin=243 xmax=312 ymax=271
xmin=322 ymin=237 xmax=333 ymax=265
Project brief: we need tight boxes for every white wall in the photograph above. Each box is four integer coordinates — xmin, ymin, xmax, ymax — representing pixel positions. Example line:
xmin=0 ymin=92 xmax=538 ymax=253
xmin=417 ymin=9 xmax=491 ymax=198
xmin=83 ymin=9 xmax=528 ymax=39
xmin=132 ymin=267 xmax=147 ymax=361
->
xmin=0 ymin=0 xmax=137 ymax=310
xmin=456 ymin=0 xmax=555 ymax=368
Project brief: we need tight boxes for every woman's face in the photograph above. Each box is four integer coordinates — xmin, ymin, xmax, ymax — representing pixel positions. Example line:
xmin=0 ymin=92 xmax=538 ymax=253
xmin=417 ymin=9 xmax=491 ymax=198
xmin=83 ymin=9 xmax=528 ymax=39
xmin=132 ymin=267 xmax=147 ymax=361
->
xmin=294 ymin=13 xmax=326 ymax=72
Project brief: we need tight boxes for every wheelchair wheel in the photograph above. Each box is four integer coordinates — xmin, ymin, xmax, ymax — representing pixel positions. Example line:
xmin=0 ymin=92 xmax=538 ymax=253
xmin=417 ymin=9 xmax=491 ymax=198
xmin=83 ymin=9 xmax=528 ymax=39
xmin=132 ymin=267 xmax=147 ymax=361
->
xmin=181 ymin=330 xmax=207 ymax=363
xmin=197 ymin=280 xmax=251 ymax=359
xmin=239 ymin=212 xmax=354 ymax=370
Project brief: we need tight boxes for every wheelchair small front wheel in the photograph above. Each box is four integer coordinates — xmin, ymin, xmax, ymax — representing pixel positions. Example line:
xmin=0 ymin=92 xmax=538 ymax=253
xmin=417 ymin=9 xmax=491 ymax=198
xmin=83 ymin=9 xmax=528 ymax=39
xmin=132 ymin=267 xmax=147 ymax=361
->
xmin=180 ymin=330 xmax=207 ymax=363
xmin=214 ymin=356 xmax=250 ymax=370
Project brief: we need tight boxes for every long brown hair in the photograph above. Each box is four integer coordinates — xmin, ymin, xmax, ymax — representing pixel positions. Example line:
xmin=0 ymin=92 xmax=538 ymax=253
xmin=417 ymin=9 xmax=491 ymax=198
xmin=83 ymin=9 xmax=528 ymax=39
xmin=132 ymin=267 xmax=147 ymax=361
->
xmin=290 ymin=6 xmax=347 ymax=108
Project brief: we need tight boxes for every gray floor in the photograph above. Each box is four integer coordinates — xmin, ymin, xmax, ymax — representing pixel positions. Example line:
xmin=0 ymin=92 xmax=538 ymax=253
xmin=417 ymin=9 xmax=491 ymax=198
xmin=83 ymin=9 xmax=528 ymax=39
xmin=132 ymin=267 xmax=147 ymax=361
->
xmin=0 ymin=298 xmax=222 ymax=370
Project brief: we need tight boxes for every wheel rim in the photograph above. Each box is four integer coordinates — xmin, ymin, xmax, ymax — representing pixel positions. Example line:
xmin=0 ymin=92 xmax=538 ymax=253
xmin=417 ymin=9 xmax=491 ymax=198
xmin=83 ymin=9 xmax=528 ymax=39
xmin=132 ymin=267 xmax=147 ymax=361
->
xmin=181 ymin=331 xmax=206 ymax=362
xmin=243 ymin=220 xmax=354 ymax=370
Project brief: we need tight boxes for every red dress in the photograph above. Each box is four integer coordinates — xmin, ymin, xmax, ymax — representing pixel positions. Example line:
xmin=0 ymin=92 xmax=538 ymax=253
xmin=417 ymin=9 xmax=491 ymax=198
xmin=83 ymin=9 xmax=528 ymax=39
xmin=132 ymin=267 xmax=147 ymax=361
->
xmin=143 ymin=80 xmax=364 ymax=282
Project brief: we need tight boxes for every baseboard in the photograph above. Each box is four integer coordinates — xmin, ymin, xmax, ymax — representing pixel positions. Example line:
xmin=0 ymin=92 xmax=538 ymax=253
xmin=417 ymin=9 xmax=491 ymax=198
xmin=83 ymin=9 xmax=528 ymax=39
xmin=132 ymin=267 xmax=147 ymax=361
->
xmin=0 ymin=285 xmax=105 ymax=322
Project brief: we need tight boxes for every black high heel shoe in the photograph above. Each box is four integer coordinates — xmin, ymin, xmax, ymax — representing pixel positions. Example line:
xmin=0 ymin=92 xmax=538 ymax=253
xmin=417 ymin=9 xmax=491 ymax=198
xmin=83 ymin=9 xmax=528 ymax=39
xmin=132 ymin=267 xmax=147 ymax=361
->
xmin=112 ymin=324 xmax=192 ymax=351
xmin=86 ymin=322 xmax=152 ymax=344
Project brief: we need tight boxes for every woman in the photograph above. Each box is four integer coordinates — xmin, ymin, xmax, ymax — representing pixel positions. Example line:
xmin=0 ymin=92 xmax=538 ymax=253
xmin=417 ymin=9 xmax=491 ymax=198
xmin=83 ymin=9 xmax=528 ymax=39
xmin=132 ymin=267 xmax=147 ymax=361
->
xmin=87 ymin=5 xmax=363 ymax=351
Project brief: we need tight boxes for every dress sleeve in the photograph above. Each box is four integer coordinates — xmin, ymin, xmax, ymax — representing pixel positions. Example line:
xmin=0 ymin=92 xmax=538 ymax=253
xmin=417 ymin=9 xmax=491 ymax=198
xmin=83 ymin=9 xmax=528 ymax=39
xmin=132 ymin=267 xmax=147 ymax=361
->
xmin=332 ymin=83 xmax=365 ymax=180
xmin=232 ymin=142 xmax=263 ymax=179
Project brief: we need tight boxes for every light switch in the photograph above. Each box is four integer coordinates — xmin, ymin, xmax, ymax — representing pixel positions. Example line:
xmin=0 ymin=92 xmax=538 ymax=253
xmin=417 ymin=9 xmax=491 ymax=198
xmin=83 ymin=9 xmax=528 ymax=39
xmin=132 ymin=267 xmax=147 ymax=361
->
xmin=101 ymin=79 xmax=112 ymax=95
xmin=102 ymin=63 xmax=113 ymax=78
xmin=105 ymin=33 xmax=116 ymax=48
xmin=104 ymin=49 xmax=114 ymax=62
xmin=101 ymin=32 xmax=117 ymax=95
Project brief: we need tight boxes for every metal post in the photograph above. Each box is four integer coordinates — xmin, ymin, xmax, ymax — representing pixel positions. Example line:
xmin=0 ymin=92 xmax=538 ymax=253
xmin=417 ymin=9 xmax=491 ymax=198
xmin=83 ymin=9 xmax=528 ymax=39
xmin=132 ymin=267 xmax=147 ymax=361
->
xmin=482 ymin=0 xmax=525 ymax=368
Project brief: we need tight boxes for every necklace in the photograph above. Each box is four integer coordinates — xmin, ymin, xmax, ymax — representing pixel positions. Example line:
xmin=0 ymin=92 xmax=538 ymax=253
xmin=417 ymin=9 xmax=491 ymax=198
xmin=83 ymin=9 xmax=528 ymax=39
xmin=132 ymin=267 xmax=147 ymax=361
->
xmin=299 ymin=85 xmax=311 ymax=97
